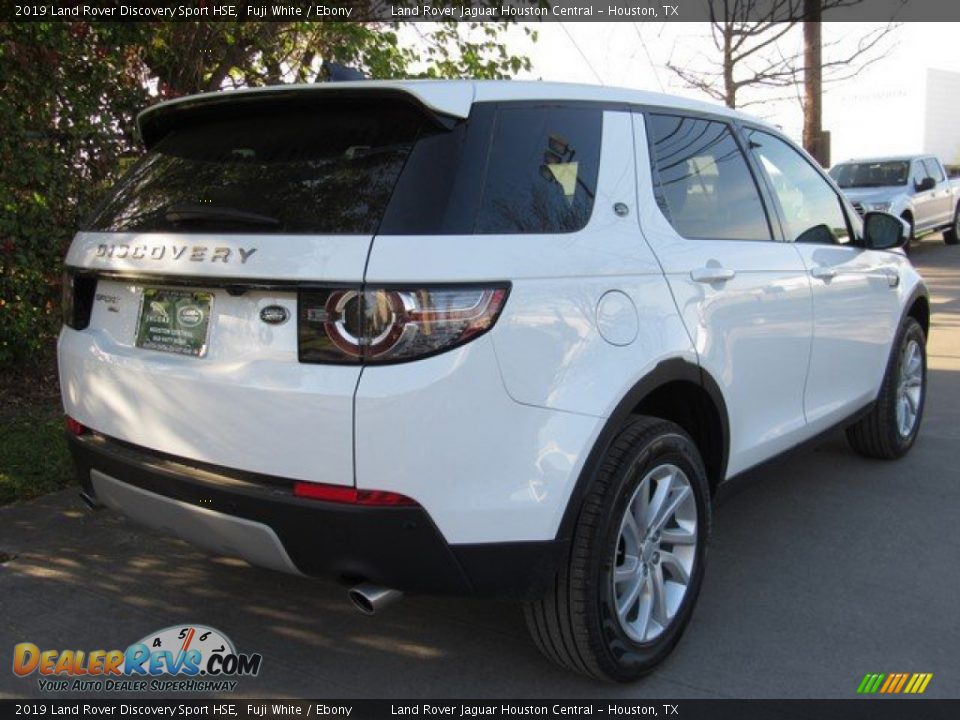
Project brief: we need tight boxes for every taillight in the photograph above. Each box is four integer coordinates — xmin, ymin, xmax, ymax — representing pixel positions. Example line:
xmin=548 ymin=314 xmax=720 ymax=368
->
xmin=293 ymin=481 xmax=417 ymax=506
xmin=298 ymin=285 xmax=508 ymax=364
xmin=62 ymin=271 xmax=96 ymax=330
xmin=65 ymin=416 xmax=88 ymax=436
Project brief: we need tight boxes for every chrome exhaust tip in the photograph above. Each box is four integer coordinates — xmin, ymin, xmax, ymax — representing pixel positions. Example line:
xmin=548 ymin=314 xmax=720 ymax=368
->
xmin=348 ymin=583 xmax=403 ymax=615
xmin=79 ymin=491 xmax=102 ymax=511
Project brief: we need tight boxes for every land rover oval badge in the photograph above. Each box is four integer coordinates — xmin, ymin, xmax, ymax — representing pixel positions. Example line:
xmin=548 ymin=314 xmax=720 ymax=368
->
xmin=260 ymin=305 xmax=289 ymax=325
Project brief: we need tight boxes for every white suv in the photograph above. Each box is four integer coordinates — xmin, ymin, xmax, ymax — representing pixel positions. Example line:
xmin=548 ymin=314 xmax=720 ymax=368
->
xmin=59 ymin=81 xmax=929 ymax=682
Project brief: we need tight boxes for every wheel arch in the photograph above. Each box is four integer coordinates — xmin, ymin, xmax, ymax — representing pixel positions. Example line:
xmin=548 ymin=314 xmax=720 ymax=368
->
xmin=555 ymin=358 xmax=729 ymax=542
xmin=903 ymin=282 xmax=930 ymax=339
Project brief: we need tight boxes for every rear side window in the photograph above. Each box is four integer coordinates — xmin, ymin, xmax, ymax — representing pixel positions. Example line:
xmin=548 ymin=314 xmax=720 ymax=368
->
xmin=646 ymin=113 xmax=771 ymax=241
xmin=86 ymin=99 xmax=427 ymax=235
xmin=476 ymin=106 xmax=601 ymax=234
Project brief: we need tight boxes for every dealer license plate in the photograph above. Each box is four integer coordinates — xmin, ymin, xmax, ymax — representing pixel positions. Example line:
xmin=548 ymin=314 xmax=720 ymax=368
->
xmin=135 ymin=288 xmax=213 ymax=358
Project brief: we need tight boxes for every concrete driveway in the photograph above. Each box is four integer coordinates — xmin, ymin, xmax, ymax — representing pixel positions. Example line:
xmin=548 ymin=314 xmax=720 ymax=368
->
xmin=2 ymin=238 xmax=959 ymax=700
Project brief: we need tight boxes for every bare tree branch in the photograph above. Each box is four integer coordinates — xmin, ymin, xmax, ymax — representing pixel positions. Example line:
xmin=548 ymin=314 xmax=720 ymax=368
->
xmin=663 ymin=0 xmax=899 ymax=111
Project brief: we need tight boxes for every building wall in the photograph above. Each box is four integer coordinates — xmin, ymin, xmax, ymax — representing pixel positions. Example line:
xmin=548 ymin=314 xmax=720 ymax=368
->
xmin=924 ymin=68 xmax=960 ymax=164
xmin=823 ymin=66 xmax=926 ymax=164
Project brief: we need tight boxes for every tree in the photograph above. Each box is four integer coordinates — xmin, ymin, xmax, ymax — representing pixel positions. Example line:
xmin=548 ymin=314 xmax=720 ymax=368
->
xmin=664 ymin=0 xmax=899 ymax=159
xmin=0 ymin=19 xmax=533 ymax=369
xmin=803 ymin=0 xmax=825 ymax=164
xmin=0 ymin=23 xmax=150 ymax=366
xmin=138 ymin=21 xmax=534 ymax=98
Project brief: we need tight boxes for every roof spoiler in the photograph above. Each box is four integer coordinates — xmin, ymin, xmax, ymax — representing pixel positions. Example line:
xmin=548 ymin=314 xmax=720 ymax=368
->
xmin=136 ymin=81 xmax=474 ymax=149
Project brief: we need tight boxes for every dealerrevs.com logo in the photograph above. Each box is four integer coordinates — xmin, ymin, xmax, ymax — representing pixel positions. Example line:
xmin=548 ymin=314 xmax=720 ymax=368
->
xmin=12 ymin=625 xmax=262 ymax=693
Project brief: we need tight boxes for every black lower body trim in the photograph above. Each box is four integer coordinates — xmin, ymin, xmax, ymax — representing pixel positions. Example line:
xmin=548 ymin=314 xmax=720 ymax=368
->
xmin=714 ymin=400 xmax=876 ymax=505
xmin=67 ymin=433 xmax=561 ymax=600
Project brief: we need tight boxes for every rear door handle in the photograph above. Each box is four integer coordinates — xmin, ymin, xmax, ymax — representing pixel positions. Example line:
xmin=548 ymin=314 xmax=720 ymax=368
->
xmin=810 ymin=267 xmax=837 ymax=280
xmin=691 ymin=267 xmax=736 ymax=283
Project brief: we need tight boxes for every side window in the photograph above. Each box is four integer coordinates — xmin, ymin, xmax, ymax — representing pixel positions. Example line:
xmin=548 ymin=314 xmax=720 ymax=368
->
xmin=746 ymin=129 xmax=851 ymax=245
xmin=922 ymin=158 xmax=945 ymax=183
xmin=645 ymin=113 xmax=771 ymax=241
xmin=477 ymin=106 xmax=601 ymax=234
xmin=911 ymin=160 xmax=926 ymax=186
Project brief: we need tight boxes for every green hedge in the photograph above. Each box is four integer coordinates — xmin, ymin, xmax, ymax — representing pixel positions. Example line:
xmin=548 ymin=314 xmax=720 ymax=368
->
xmin=0 ymin=24 xmax=147 ymax=368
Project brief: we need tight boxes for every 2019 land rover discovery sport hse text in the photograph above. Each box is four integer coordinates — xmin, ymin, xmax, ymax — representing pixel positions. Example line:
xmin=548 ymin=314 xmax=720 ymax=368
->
xmin=60 ymin=80 xmax=929 ymax=682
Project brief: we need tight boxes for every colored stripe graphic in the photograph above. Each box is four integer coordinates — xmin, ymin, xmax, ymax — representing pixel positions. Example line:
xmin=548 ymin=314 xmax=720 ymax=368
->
xmin=858 ymin=673 xmax=932 ymax=694
xmin=894 ymin=673 xmax=909 ymax=693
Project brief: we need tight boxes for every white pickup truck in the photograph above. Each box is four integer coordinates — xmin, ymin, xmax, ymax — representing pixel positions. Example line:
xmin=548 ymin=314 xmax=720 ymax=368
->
xmin=829 ymin=154 xmax=960 ymax=246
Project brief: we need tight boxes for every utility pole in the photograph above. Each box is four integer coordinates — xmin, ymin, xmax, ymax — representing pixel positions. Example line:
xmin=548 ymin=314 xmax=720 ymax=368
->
xmin=803 ymin=0 xmax=828 ymax=166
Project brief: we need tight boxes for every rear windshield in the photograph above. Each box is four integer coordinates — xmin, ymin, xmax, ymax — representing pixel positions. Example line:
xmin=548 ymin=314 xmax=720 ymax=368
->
xmin=829 ymin=161 xmax=909 ymax=188
xmin=86 ymin=98 xmax=603 ymax=236
xmin=87 ymin=99 xmax=427 ymax=235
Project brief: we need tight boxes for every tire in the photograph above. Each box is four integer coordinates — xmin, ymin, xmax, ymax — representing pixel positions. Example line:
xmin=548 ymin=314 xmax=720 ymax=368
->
xmin=524 ymin=417 xmax=711 ymax=682
xmin=944 ymin=205 xmax=959 ymax=245
xmin=846 ymin=318 xmax=927 ymax=459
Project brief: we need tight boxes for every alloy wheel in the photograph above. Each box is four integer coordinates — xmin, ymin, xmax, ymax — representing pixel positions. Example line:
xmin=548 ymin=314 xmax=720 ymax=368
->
xmin=896 ymin=338 xmax=924 ymax=438
xmin=612 ymin=463 xmax=698 ymax=643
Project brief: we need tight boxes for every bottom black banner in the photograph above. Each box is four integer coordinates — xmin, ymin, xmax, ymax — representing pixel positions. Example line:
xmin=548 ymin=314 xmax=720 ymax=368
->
xmin=1 ymin=699 xmax=958 ymax=720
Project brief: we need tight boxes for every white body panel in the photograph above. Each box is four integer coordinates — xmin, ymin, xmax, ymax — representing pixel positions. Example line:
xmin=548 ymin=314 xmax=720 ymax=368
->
xmin=355 ymin=337 xmax=601 ymax=543
xmin=59 ymin=280 xmax=358 ymax=485
xmin=365 ymin=112 xmax=697 ymax=421
xmin=60 ymin=231 xmax=369 ymax=485
xmin=793 ymin=245 xmax=906 ymax=432
xmin=358 ymin=112 xmax=695 ymax=539
xmin=632 ymin=117 xmax=814 ymax=477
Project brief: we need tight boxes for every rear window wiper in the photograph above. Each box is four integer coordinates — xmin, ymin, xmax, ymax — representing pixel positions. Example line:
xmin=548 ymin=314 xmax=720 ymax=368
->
xmin=164 ymin=204 xmax=281 ymax=228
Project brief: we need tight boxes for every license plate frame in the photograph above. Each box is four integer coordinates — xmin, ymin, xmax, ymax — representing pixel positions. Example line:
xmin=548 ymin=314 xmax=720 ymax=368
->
xmin=135 ymin=287 xmax=214 ymax=358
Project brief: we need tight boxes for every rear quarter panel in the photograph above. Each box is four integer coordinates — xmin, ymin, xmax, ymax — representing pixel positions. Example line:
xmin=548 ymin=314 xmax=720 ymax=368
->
xmin=356 ymin=110 xmax=697 ymax=543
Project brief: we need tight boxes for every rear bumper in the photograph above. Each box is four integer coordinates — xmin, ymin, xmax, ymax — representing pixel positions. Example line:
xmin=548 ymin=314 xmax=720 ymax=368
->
xmin=68 ymin=433 xmax=566 ymax=600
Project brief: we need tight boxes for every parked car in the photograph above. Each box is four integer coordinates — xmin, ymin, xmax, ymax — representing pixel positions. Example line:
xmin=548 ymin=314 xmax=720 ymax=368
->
xmin=829 ymin=154 xmax=960 ymax=246
xmin=60 ymin=81 xmax=929 ymax=682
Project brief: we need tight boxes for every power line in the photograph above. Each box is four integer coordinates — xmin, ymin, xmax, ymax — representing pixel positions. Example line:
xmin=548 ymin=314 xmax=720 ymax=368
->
xmin=560 ymin=23 xmax=605 ymax=86
xmin=633 ymin=23 xmax=665 ymax=92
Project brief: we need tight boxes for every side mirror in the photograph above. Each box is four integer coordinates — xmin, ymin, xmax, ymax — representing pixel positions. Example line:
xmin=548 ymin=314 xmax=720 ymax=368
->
xmin=862 ymin=211 xmax=908 ymax=250
xmin=916 ymin=176 xmax=936 ymax=192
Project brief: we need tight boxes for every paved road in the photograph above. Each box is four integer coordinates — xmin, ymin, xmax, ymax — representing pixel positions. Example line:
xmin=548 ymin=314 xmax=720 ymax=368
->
xmin=2 ymin=238 xmax=959 ymax=700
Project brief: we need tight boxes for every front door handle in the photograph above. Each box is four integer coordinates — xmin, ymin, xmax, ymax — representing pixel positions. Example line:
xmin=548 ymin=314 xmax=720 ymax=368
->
xmin=691 ymin=267 xmax=736 ymax=283
xmin=810 ymin=267 xmax=837 ymax=281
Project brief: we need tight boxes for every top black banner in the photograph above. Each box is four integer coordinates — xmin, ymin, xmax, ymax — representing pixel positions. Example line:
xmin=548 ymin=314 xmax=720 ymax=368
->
xmin=4 ymin=0 xmax=959 ymax=23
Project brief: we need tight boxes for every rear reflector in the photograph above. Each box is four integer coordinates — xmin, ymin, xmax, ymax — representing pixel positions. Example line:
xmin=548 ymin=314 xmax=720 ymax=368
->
xmin=65 ymin=416 xmax=88 ymax=436
xmin=292 ymin=481 xmax=417 ymax=506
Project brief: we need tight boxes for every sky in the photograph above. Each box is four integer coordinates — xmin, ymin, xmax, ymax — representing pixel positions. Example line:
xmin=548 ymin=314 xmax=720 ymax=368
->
xmin=457 ymin=21 xmax=960 ymax=164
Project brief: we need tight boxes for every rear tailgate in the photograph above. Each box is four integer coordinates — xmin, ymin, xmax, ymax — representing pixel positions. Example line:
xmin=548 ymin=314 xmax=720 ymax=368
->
xmin=60 ymin=233 xmax=367 ymax=485
xmin=59 ymin=89 xmax=447 ymax=486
